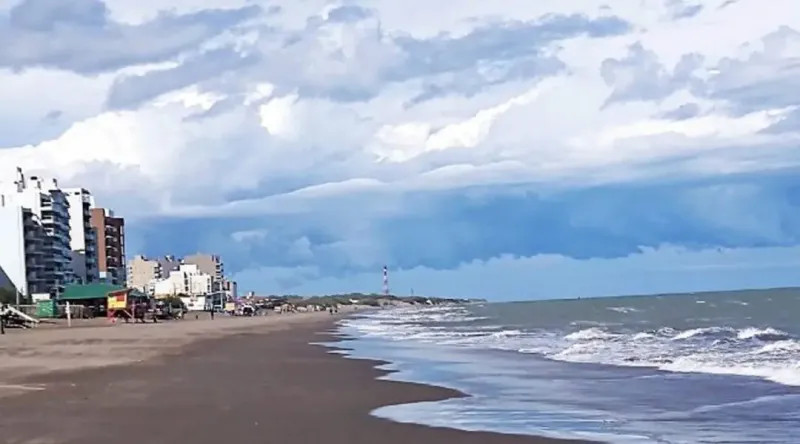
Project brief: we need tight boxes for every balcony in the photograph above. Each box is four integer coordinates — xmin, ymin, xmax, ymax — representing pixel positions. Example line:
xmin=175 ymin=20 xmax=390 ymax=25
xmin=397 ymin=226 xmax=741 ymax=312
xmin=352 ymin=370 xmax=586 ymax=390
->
xmin=24 ymin=233 xmax=42 ymax=244
xmin=45 ymin=233 xmax=70 ymax=247
xmin=41 ymin=216 xmax=69 ymax=230
xmin=43 ymin=201 xmax=69 ymax=218
xmin=26 ymin=261 xmax=45 ymax=271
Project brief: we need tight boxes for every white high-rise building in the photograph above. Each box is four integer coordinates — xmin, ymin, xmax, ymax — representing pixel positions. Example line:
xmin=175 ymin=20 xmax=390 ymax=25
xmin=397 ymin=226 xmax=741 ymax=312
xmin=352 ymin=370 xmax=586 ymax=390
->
xmin=0 ymin=195 xmax=45 ymax=297
xmin=0 ymin=168 xmax=72 ymax=297
xmin=63 ymin=188 xmax=99 ymax=284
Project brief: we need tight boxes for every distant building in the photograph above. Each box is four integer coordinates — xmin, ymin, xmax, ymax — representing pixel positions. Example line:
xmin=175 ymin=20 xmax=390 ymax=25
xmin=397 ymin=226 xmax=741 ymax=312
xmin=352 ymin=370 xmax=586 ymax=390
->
xmin=90 ymin=208 xmax=126 ymax=286
xmin=183 ymin=253 xmax=224 ymax=290
xmin=151 ymin=264 xmax=212 ymax=297
xmin=126 ymin=255 xmax=161 ymax=292
xmin=156 ymin=255 xmax=181 ymax=278
xmin=222 ymin=279 xmax=238 ymax=300
xmin=127 ymin=253 xmax=231 ymax=306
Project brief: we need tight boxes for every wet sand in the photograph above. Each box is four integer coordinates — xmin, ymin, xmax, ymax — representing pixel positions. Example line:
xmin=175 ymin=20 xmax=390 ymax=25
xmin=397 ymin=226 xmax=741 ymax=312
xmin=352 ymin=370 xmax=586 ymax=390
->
xmin=0 ymin=312 xmax=594 ymax=444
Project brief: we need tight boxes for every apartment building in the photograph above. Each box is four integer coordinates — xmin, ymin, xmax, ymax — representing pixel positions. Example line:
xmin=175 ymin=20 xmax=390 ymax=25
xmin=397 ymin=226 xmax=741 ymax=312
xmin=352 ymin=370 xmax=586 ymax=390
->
xmin=64 ymin=188 xmax=98 ymax=284
xmin=126 ymin=255 xmax=161 ymax=292
xmin=223 ymin=279 xmax=238 ymax=300
xmin=183 ymin=253 xmax=224 ymax=291
xmin=90 ymin=208 xmax=126 ymax=286
xmin=0 ymin=168 xmax=72 ymax=297
xmin=151 ymin=264 xmax=212 ymax=297
xmin=156 ymin=255 xmax=181 ymax=277
xmin=126 ymin=255 xmax=186 ymax=293
xmin=0 ymin=197 xmax=35 ymax=297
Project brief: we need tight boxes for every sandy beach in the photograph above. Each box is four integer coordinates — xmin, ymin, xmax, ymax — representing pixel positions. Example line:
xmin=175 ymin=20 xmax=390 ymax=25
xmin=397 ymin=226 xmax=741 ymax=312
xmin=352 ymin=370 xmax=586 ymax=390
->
xmin=0 ymin=311 xmax=332 ymax=398
xmin=0 ymin=311 xmax=593 ymax=444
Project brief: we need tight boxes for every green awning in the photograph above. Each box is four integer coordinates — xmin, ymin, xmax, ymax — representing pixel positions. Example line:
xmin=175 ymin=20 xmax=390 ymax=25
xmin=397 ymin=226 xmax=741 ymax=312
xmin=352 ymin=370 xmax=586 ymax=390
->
xmin=60 ymin=283 xmax=125 ymax=300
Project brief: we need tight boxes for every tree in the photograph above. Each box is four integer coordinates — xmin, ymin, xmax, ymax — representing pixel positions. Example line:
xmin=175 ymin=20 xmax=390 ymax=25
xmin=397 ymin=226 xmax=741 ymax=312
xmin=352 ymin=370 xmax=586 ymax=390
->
xmin=161 ymin=295 xmax=185 ymax=307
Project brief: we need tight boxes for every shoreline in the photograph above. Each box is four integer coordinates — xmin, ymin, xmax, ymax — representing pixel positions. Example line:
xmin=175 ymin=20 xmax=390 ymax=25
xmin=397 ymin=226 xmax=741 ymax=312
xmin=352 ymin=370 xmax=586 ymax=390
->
xmin=0 ymin=311 xmax=596 ymax=444
xmin=320 ymin=325 xmax=607 ymax=443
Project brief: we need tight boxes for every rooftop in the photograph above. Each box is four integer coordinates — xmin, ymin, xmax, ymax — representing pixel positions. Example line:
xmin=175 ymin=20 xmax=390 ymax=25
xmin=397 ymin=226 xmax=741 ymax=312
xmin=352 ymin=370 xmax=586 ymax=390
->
xmin=60 ymin=283 xmax=125 ymax=300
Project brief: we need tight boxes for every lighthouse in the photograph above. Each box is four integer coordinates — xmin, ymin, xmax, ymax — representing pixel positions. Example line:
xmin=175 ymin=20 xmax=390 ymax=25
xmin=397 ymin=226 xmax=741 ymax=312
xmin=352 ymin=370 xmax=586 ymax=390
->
xmin=382 ymin=265 xmax=389 ymax=297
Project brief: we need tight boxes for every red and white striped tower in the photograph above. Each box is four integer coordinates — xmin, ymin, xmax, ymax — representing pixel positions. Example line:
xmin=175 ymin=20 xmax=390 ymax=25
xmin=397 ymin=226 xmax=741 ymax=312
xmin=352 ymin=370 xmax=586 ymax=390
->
xmin=383 ymin=265 xmax=390 ymax=297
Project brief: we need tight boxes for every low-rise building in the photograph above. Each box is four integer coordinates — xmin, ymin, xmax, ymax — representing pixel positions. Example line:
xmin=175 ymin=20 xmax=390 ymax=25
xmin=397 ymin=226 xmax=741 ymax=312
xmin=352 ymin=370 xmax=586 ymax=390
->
xmin=151 ymin=264 xmax=212 ymax=297
xmin=183 ymin=253 xmax=224 ymax=291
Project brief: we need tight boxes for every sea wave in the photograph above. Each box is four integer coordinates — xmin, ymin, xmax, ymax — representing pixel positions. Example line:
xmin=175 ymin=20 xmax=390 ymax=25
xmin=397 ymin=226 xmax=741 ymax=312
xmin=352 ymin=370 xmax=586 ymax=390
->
xmin=341 ymin=306 xmax=800 ymax=387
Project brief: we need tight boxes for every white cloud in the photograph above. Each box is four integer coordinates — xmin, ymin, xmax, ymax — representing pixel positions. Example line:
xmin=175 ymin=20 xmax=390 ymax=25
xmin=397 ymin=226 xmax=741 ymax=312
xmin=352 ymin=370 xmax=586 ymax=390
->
xmin=2 ymin=0 xmax=797 ymax=216
xmin=258 ymin=94 xmax=299 ymax=138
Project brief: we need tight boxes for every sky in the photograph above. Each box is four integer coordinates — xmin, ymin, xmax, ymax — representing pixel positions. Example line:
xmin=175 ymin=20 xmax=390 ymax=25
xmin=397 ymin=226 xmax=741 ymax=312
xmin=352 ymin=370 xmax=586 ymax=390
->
xmin=0 ymin=0 xmax=799 ymax=300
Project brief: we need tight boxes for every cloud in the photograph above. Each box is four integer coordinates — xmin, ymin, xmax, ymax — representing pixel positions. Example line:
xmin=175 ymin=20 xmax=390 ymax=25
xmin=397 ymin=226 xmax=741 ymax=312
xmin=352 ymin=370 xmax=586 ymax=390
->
xmin=600 ymin=43 xmax=703 ymax=105
xmin=659 ymin=103 xmax=701 ymax=120
xmin=131 ymin=168 xmax=800 ymax=278
xmin=665 ymin=0 xmax=704 ymax=20
xmin=106 ymin=47 xmax=259 ymax=109
xmin=103 ymin=7 xmax=634 ymax=109
xmin=2 ymin=0 xmax=800 ymax=298
xmin=705 ymin=26 xmax=800 ymax=116
xmin=0 ymin=0 xmax=261 ymax=74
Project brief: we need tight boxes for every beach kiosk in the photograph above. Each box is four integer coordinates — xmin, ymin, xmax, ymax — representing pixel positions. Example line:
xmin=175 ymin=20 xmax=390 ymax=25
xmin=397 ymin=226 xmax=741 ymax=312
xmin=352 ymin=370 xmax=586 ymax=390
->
xmin=58 ymin=284 xmax=150 ymax=320
xmin=106 ymin=288 xmax=150 ymax=321
xmin=60 ymin=283 xmax=128 ymax=318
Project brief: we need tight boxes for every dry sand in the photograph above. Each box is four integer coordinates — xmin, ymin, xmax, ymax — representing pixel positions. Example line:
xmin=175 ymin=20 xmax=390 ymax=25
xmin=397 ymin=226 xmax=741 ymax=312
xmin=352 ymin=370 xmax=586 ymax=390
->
xmin=0 ymin=310 xmax=333 ymax=397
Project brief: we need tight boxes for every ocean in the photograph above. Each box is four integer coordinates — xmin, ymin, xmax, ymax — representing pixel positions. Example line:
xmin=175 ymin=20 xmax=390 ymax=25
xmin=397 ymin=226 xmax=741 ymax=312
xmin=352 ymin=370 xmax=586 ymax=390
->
xmin=331 ymin=289 xmax=800 ymax=444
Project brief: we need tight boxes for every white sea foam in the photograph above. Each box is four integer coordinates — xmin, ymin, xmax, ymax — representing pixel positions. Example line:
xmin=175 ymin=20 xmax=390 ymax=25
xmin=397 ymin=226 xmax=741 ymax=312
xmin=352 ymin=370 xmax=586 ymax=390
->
xmin=671 ymin=326 xmax=733 ymax=340
xmin=737 ymin=327 xmax=790 ymax=341
xmin=341 ymin=305 xmax=800 ymax=387
xmin=607 ymin=306 xmax=639 ymax=314
xmin=564 ymin=328 xmax=619 ymax=341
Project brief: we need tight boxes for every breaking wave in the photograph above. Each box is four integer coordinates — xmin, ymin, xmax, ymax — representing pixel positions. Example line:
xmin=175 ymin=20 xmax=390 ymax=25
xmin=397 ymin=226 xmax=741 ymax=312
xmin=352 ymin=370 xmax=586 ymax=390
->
xmin=341 ymin=306 xmax=800 ymax=387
